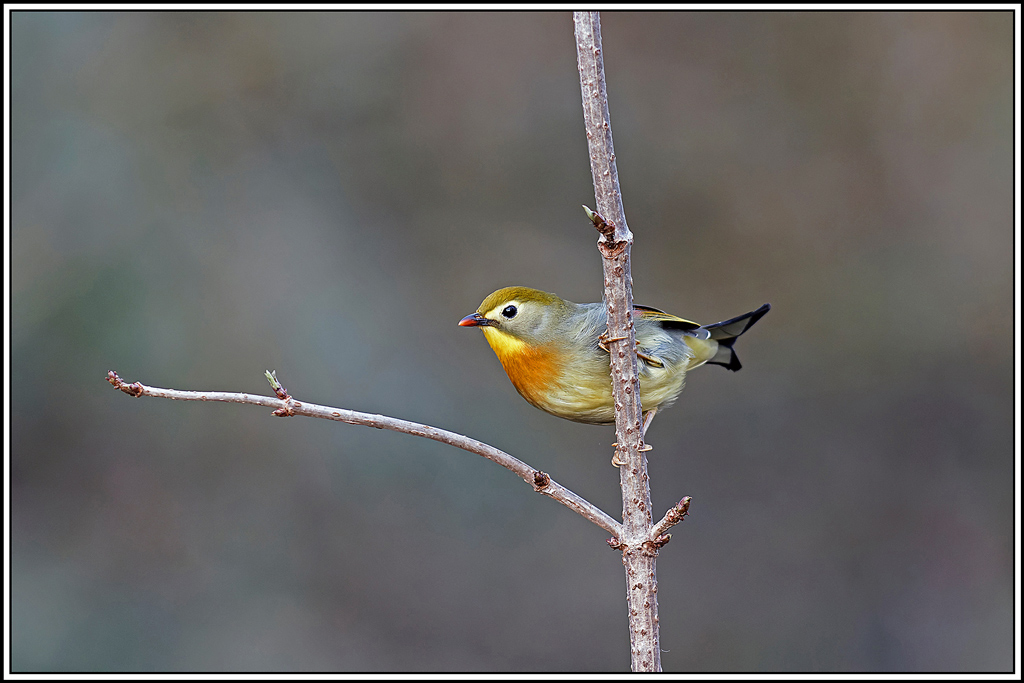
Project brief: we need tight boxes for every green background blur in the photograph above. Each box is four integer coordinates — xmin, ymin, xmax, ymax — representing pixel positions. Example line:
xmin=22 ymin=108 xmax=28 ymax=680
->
xmin=10 ymin=11 xmax=1015 ymax=672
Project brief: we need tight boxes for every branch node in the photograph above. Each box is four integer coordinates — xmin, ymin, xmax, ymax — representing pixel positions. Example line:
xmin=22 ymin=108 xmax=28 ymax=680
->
xmin=607 ymin=537 xmax=624 ymax=550
xmin=272 ymin=403 xmax=296 ymax=417
xmin=643 ymin=534 xmax=672 ymax=555
xmin=597 ymin=239 xmax=629 ymax=259
xmin=106 ymin=370 xmax=144 ymax=397
xmin=532 ymin=470 xmax=551 ymax=490
xmin=583 ymin=204 xmax=629 ymax=256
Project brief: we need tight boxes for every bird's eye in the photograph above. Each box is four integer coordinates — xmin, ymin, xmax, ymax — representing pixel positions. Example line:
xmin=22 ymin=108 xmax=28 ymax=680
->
xmin=501 ymin=305 xmax=518 ymax=319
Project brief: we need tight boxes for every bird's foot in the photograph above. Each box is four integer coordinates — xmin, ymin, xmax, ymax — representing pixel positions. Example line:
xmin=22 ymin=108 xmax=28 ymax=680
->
xmin=598 ymin=331 xmax=628 ymax=353
xmin=636 ymin=350 xmax=664 ymax=367
xmin=610 ymin=441 xmax=652 ymax=466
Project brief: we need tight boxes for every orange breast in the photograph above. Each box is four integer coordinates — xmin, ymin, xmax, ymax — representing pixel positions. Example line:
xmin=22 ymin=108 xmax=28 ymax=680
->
xmin=496 ymin=344 xmax=562 ymax=409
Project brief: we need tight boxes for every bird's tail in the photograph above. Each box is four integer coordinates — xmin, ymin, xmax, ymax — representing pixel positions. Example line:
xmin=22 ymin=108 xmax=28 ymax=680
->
xmin=702 ymin=303 xmax=771 ymax=371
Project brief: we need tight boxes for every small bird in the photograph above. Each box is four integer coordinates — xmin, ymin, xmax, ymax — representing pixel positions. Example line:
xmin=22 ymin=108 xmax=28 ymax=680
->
xmin=459 ymin=287 xmax=769 ymax=455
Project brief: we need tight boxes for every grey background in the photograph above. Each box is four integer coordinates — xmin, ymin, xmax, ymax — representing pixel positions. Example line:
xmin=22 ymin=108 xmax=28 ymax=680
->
xmin=11 ymin=11 xmax=1015 ymax=672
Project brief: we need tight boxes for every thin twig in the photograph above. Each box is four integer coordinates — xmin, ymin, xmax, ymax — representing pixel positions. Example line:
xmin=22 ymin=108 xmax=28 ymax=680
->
xmin=647 ymin=496 xmax=691 ymax=551
xmin=106 ymin=371 xmax=622 ymax=538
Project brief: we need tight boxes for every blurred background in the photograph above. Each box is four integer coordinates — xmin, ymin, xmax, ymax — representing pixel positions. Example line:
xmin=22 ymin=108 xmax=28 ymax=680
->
xmin=10 ymin=11 xmax=1015 ymax=673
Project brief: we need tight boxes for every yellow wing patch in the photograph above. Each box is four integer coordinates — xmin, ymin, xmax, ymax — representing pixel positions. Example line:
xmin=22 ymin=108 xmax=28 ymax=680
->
xmin=634 ymin=305 xmax=701 ymax=330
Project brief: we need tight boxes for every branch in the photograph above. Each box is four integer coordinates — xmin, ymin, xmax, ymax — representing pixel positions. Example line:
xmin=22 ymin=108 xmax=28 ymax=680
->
xmin=106 ymin=371 xmax=622 ymax=538
xmin=575 ymin=11 xmax=663 ymax=672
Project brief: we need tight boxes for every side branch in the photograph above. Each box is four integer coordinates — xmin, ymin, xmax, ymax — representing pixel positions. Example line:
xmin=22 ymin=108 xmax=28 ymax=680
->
xmin=106 ymin=371 xmax=622 ymax=538
xmin=646 ymin=496 xmax=691 ymax=552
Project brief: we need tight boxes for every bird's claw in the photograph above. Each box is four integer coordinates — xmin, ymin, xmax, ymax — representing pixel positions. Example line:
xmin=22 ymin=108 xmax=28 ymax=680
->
xmin=598 ymin=331 xmax=628 ymax=353
xmin=637 ymin=350 xmax=664 ymax=368
xmin=641 ymin=408 xmax=658 ymax=437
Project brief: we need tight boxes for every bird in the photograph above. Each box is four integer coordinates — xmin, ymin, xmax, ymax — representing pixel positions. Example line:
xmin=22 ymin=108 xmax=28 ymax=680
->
xmin=459 ymin=286 xmax=769 ymax=463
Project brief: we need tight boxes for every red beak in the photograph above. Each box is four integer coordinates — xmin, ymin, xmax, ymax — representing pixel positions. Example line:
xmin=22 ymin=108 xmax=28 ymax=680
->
xmin=459 ymin=313 xmax=494 ymax=327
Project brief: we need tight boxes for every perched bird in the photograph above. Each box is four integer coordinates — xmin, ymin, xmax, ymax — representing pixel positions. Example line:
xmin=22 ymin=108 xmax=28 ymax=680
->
xmin=459 ymin=286 xmax=769 ymax=437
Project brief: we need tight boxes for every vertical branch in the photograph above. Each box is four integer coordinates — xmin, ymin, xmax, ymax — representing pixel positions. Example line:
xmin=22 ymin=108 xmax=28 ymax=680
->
xmin=574 ymin=12 xmax=662 ymax=673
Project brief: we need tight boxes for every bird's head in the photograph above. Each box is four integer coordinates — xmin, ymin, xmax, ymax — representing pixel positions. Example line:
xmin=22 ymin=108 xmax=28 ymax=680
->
xmin=459 ymin=286 xmax=573 ymax=357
